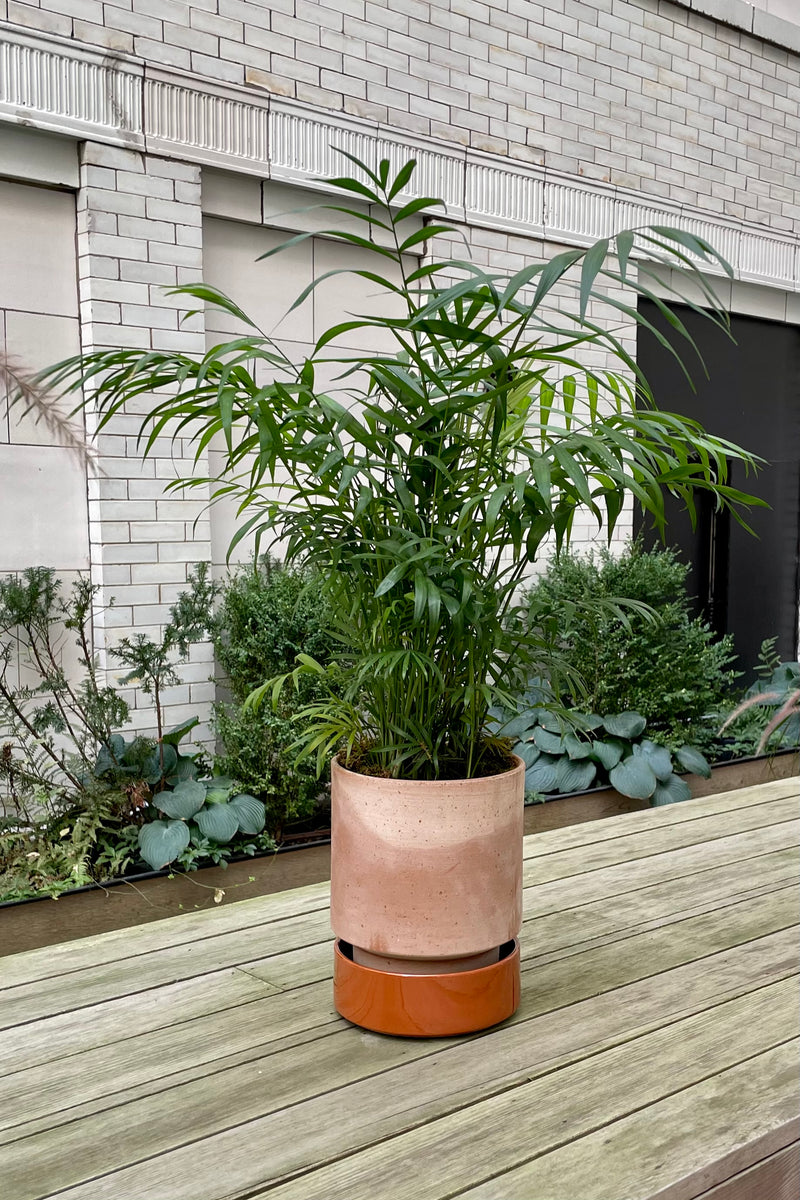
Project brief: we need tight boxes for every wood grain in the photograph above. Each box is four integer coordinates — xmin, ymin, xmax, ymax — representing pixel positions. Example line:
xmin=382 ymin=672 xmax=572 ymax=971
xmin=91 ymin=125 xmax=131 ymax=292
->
xmin=3 ymin=935 xmax=797 ymax=1194
xmin=457 ymin=1046 xmax=799 ymax=1200
xmin=25 ymin=984 xmax=796 ymax=1200
xmin=523 ymin=777 xmax=797 ymax=859
xmin=523 ymin=795 xmax=797 ymax=884
xmin=688 ymin=1142 xmax=800 ymax=1200
xmin=0 ymin=878 xmax=331 ymax=990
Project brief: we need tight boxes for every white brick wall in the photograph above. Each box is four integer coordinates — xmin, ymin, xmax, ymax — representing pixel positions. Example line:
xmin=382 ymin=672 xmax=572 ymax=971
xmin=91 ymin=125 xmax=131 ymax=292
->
xmin=77 ymin=141 xmax=215 ymax=742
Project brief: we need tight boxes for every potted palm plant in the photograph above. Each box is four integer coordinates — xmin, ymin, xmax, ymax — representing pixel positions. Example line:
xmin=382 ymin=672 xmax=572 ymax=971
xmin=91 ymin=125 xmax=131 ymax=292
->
xmin=38 ymin=155 xmax=759 ymax=1036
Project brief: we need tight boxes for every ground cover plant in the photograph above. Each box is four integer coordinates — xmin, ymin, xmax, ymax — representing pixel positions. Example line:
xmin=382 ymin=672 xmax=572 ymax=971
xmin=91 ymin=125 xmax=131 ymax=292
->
xmin=0 ymin=566 xmax=274 ymax=899
xmin=37 ymin=153 xmax=762 ymax=785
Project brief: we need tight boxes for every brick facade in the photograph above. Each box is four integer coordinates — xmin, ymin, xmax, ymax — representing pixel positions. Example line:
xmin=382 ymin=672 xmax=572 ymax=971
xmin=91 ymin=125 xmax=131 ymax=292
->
xmin=77 ymin=142 xmax=215 ymax=739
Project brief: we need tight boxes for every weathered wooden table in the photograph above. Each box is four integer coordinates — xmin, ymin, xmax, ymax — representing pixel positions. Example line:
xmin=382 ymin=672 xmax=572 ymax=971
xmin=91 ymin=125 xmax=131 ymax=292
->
xmin=1 ymin=777 xmax=798 ymax=1200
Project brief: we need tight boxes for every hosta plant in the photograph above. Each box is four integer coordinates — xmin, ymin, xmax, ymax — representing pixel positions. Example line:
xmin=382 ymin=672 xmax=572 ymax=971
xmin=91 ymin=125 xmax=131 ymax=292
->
xmin=93 ymin=717 xmax=204 ymax=792
xmin=36 ymin=154 xmax=760 ymax=781
xmin=137 ymin=775 xmax=267 ymax=871
xmin=502 ymin=707 xmax=711 ymax=805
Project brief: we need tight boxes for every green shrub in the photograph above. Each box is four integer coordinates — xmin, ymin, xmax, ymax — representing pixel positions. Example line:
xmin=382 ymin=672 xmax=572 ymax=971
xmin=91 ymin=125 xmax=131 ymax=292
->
xmin=209 ymin=559 xmax=337 ymax=831
xmin=526 ymin=542 xmax=738 ymax=751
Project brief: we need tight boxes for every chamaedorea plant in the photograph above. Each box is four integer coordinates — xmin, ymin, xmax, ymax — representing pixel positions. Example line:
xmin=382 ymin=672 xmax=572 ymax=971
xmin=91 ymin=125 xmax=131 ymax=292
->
xmin=32 ymin=154 xmax=762 ymax=781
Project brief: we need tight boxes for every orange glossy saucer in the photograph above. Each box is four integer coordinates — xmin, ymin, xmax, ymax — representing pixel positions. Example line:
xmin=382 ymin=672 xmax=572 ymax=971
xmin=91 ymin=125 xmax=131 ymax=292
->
xmin=333 ymin=938 xmax=520 ymax=1037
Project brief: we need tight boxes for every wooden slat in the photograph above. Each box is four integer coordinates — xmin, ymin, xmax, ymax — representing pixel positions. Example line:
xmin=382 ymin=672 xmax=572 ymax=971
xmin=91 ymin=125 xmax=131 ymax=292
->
xmin=1 ymin=784 xmax=797 ymax=1200
xmin=0 ymin=879 xmax=331 ymax=990
xmin=4 ymin=781 xmax=793 ymax=992
xmin=523 ymin=778 xmax=798 ymax=859
xmin=4 ymin=844 xmax=796 ymax=1089
xmin=0 ymin=906 xmax=332 ymax=1029
xmin=7 ymin=915 xmax=794 ymax=1149
xmin=0 ymin=980 xmax=339 ymax=1143
xmin=3 ymin=847 xmax=795 ymax=1093
xmin=0 ymin=966 xmax=279 ymax=1075
xmin=457 ymin=1048 xmax=800 ymax=1200
xmin=524 ymin=818 xmax=799 ymax=917
xmin=523 ymin=796 xmax=797 ymax=884
xmin=17 ymin=984 xmax=796 ymax=1200
xmin=522 ymin=854 xmax=800 ymax=972
xmin=690 ymin=1142 xmax=800 ymax=1200
xmin=11 ymin=814 xmax=790 ymax=1031
xmin=2 ymin=784 xmax=792 ymax=996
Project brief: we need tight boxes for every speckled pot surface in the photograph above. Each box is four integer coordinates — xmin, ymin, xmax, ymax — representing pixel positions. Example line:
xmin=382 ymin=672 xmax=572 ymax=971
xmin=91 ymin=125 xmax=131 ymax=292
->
xmin=330 ymin=755 xmax=524 ymax=962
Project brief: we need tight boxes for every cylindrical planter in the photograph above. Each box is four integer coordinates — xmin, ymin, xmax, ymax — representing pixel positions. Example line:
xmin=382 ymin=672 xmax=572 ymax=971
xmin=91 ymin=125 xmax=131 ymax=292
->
xmin=330 ymin=754 xmax=524 ymax=1037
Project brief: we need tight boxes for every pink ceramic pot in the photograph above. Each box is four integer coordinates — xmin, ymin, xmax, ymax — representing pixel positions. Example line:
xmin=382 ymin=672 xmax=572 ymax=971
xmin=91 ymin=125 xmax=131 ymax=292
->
xmin=330 ymin=755 xmax=524 ymax=971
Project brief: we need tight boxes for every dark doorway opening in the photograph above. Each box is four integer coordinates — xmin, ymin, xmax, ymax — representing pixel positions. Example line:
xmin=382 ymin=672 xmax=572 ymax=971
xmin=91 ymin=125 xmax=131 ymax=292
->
xmin=636 ymin=301 xmax=800 ymax=675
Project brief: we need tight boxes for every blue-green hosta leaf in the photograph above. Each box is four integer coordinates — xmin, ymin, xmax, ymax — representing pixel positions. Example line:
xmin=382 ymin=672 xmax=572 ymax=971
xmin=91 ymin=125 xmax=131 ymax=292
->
xmin=228 ymin=793 xmax=266 ymax=835
xmin=156 ymin=780 xmax=207 ymax=820
xmin=632 ymin=739 xmax=674 ymax=782
xmin=674 ymin=745 xmax=712 ymax=778
xmin=107 ymin=732 xmax=127 ymax=756
xmin=142 ymin=744 xmax=178 ymax=785
xmin=602 ymin=711 xmax=647 ymax=740
xmin=195 ymin=802 xmax=240 ymax=844
xmin=525 ymin=754 xmax=560 ymax=794
xmin=590 ymin=739 xmax=624 ymax=771
xmin=497 ymin=712 xmax=539 ymax=740
xmin=204 ymin=776 xmax=235 ymax=804
xmin=514 ymin=741 xmax=541 ymax=769
xmin=161 ymin=717 xmax=200 ymax=746
xmin=166 ymin=754 xmax=200 ymax=785
xmin=651 ymin=773 xmax=692 ymax=806
xmin=609 ymin=756 xmax=657 ymax=800
xmin=555 ymin=756 xmax=597 ymax=793
xmin=770 ymin=661 xmax=800 ymax=689
xmin=138 ymin=820 xmax=191 ymax=870
xmin=568 ymin=712 xmax=605 ymax=733
xmin=94 ymin=733 xmax=128 ymax=775
xmin=780 ymin=714 xmax=800 ymax=745
xmin=532 ymin=726 xmax=566 ymax=754
xmin=564 ymin=733 xmax=593 ymax=760
xmin=536 ymin=710 xmax=565 ymax=734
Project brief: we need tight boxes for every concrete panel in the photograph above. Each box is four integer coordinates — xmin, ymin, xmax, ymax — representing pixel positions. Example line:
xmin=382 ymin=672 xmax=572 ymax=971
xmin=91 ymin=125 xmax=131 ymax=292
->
xmin=752 ymin=7 xmax=800 ymax=51
xmin=0 ymin=308 xmax=7 ymax=444
xmin=4 ymin=311 xmax=83 ymax=446
xmin=262 ymin=179 xmax=370 ymax=240
xmin=312 ymin=239 xmax=408 ymax=352
xmin=0 ymin=182 xmax=79 ymax=317
xmin=0 ymin=444 xmax=89 ymax=571
xmin=201 ymin=168 xmax=262 ymax=224
xmin=0 ymin=125 xmax=80 ymax=189
xmin=202 ymin=216 xmax=314 ymax=343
